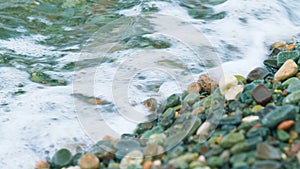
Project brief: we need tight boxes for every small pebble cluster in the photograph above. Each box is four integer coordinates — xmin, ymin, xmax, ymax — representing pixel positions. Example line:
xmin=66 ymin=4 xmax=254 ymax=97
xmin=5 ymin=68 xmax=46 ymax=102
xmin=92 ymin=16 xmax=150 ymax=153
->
xmin=36 ymin=39 xmax=300 ymax=169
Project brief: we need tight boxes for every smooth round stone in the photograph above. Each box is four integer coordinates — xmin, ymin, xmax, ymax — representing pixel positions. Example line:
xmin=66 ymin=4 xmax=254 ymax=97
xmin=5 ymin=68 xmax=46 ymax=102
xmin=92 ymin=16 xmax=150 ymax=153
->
xmin=255 ymin=142 xmax=281 ymax=160
xmin=144 ymin=98 xmax=157 ymax=111
xmin=52 ymin=149 xmax=73 ymax=168
xmin=264 ymin=58 xmax=278 ymax=68
xmin=252 ymin=160 xmax=281 ymax=169
xmin=229 ymin=153 xmax=247 ymax=164
xmin=282 ymin=77 xmax=300 ymax=88
xmin=120 ymin=151 xmax=143 ymax=169
xmin=196 ymin=121 xmax=211 ymax=137
xmin=219 ymin=74 xmax=238 ymax=95
xmin=235 ymin=75 xmax=247 ymax=84
xmin=251 ymin=84 xmax=273 ymax=106
xmin=79 ymin=153 xmax=100 ymax=169
xmin=270 ymin=41 xmax=286 ymax=50
xmin=35 ymin=160 xmax=50 ymax=169
xmin=283 ymin=90 xmax=300 ymax=104
xmin=165 ymin=93 xmax=181 ymax=109
xmin=276 ymin=51 xmax=299 ymax=67
xmin=246 ymin=67 xmax=269 ymax=82
xmin=224 ymin=84 xmax=244 ymax=101
xmin=148 ymin=133 xmax=167 ymax=145
xmin=198 ymin=74 xmax=218 ymax=94
xmin=207 ymin=156 xmax=223 ymax=168
xmin=220 ymin=132 xmax=245 ymax=148
xmin=286 ymin=80 xmax=300 ymax=93
xmin=261 ymin=105 xmax=299 ymax=128
xmin=187 ymin=82 xmax=202 ymax=94
xmin=183 ymin=93 xmax=201 ymax=106
xmin=273 ymin=59 xmax=298 ymax=82
xmin=242 ymin=115 xmax=259 ymax=123
xmin=246 ymin=127 xmax=270 ymax=139
xmin=277 ymin=130 xmax=290 ymax=142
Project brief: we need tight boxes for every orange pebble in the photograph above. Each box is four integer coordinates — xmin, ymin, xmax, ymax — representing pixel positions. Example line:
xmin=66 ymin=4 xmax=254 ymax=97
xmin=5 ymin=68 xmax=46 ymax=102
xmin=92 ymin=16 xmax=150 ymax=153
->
xmin=216 ymin=136 xmax=222 ymax=144
xmin=103 ymin=135 xmax=112 ymax=140
xmin=143 ymin=161 xmax=153 ymax=169
xmin=277 ymin=120 xmax=295 ymax=130
xmin=252 ymin=123 xmax=261 ymax=129
xmin=286 ymin=43 xmax=295 ymax=50
xmin=35 ymin=160 xmax=50 ymax=169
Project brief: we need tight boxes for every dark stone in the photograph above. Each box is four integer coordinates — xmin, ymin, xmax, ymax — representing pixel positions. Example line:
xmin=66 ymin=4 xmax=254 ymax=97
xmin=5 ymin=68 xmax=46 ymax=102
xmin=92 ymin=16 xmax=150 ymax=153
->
xmin=247 ymin=67 xmax=270 ymax=82
xmin=251 ymin=84 xmax=273 ymax=106
xmin=264 ymin=58 xmax=278 ymax=68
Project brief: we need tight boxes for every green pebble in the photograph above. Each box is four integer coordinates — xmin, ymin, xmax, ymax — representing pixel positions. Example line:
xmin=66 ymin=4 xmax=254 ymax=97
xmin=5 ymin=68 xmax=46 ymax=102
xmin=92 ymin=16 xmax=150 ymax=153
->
xmin=261 ymin=105 xmax=298 ymax=128
xmin=276 ymin=51 xmax=299 ymax=67
xmin=277 ymin=130 xmax=290 ymax=142
xmin=207 ymin=156 xmax=224 ymax=168
xmin=283 ymin=90 xmax=300 ymax=104
xmin=220 ymin=132 xmax=245 ymax=148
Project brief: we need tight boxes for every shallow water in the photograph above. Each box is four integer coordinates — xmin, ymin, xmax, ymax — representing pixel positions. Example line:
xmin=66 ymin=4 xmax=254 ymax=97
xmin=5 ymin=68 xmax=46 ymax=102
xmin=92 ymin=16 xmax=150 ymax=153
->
xmin=1 ymin=0 xmax=300 ymax=168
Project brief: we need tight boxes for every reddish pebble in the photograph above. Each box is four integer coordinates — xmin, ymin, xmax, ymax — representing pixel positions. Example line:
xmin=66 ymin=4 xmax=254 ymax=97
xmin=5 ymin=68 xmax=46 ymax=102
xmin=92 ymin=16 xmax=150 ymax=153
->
xmin=35 ymin=160 xmax=50 ymax=169
xmin=187 ymin=82 xmax=202 ymax=93
xmin=198 ymin=74 xmax=218 ymax=94
xmin=277 ymin=120 xmax=295 ymax=130
xmin=252 ymin=123 xmax=262 ymax=129
xmin=143 ymin=161 xmax=153 ymax=169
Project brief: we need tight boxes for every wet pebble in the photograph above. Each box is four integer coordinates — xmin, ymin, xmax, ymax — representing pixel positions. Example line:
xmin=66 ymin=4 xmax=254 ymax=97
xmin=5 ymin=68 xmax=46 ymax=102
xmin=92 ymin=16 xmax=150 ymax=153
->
xmin=277 ymin=120 xmax=295 ymax=130
xmin=273 ymin=59 xmax=298 ymax=82
xmin=251 ymin=84 xmax=273 ymax=106
xmin=187 ymin=82 xmax=202 ymax=93
xmin=198 ymin=74 xmax=218 ymax=94
xmin=120 ymin=151 xmax=143 ymax=169
xmin=251 ymin=160 xmax=281 ymax=169
xmin=79 ymin=153 xmax=100 ymax=169
xmin=246 ymin=67 xmax=269 ymax=82
xmin=255 ymin=142 xmax=281 ymax=160
xmin=220 ymin=132 xmax=245 ymax=148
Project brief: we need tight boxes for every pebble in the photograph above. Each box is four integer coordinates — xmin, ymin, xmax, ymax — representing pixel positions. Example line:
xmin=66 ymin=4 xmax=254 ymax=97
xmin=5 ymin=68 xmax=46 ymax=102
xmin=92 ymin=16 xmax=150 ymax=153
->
xmin=242 ymin=115 xmax=259 ymax=123
xmin=144 ymin=98 xmax=157 ymax=111
xmin=79 ymin=153 xmax=100 ymax=169
xmin=261 ymin=105 xmax=298 ymax=128
xmin=276 ymin=51 xmax=299 ymax=67
xmin=224 ymin=84 xmax=244 ymax=100
xmin=270 ymin=41 xmax=286 ymax=50
xmin=255 ymin=142 xmax=281 ymax=160
xmin=207 ymin=156 xmax=223 ymax=168
xmin=120 ymin=151 xmax=143 ymax=169
xmin=277 ymin=120 xmax=295 ymax=130
xmin=277 ymin=130 xmax=290 ymax=142
xmin=143 ymin=161 xmax=153 ymax=169
xmin=52 ymin=148 xmax=73 ymax=168
xmin=198 ymin=74 xmax=218 ymax=94
xmin=283 ymin=90 xmax=300 ymax=104
xmin=35 ymin=160 xmax=50 ymax=169
xmin=273 ymin=59 xmax=298 ymax=82
xmin=219 ymin=74 xmax=238 ymax=95
xmin=251 ymin=84 xmax=273 ymax=106
xmin=220 ymin=132 xmax=245 ymax=148
xmin=246 ymin=67 xmax=269 ymax=82
xmin=252 ymin=160 xmax=281 ymax=169
xmin=196 ymin=121 xmax=211 ymax=137
xmin=187 ymin=82 xmax=202 ymax=93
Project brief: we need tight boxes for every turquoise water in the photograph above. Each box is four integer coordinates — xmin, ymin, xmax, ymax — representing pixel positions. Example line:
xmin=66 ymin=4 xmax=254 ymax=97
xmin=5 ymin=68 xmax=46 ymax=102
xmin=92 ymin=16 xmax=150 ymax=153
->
xmin=1 ymin=0 xmax=300 ymax=168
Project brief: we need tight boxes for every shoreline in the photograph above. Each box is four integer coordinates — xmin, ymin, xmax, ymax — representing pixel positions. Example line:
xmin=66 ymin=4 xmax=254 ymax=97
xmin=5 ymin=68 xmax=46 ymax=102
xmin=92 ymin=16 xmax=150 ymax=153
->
xmin=36 ymin=39 xmax=300 ymax=169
